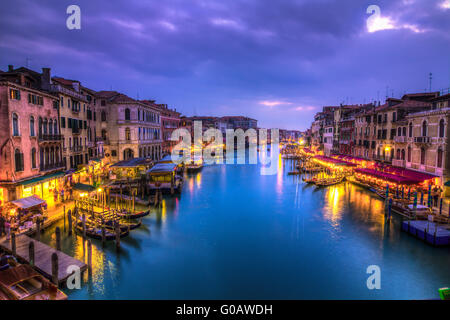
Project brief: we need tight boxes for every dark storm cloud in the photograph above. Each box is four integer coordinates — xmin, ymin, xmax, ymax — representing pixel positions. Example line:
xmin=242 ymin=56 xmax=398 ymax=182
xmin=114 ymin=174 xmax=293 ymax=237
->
xmin=0 ymin=0 xmax=449 ymax=129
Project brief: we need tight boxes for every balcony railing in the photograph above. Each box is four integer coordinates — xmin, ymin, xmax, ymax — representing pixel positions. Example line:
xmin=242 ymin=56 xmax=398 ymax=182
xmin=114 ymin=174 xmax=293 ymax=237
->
xmin=394 ymin=136 xmax=406 ymax=143
xmin=70 ymin=146 xmax=84 ymax=152
xmin=40 ymin=162 xmax=65 ymax=171
xmin=38 ymin=134 xmax=63 ymax=142
xmin=392 ymin=159 xmax=406 ymax=167
xmin=414 ymin=136 xmax=431 ymax=144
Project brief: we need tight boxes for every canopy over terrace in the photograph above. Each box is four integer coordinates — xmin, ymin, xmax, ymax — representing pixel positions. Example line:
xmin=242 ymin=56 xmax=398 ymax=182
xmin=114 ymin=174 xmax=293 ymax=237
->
xmin=373 ymin=164 xmax=439 ymax=184
xmin=147 ymin=162 xmax=178 ymax=175
xmin=10 ymin=195 xmax=45 ymax=209
xmin=355 ymin=168 xmax=421 ymax=185
xmin=313 ymin=155 xmax=357 ymax=168
xmin=300 ymin=148 xmax=315 ymax=156
xmin=331 ymin=154 xmax=374 ymax=168
xmin=110 ymin=157 xmax=153 ymax=180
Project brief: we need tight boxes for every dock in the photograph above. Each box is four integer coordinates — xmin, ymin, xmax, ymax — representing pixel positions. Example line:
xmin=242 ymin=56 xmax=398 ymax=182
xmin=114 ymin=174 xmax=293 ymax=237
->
xmin=402 ymin=220 xmax=450 ymax=246
xmin=0 ymin=234 xmax=87 ymax=285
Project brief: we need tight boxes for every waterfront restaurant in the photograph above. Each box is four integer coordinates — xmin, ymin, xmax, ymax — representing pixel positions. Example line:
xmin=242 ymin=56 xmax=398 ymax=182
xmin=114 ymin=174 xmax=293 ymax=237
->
xmin=330 ymin=154 xmax=375 ymax=169
xmin=17 ymin=172 xmax=65 ymax=208
xmin=312 ymin=155 xmax=356 ymax=175
xmin=109 ymin=157 xmax=154 ymax=181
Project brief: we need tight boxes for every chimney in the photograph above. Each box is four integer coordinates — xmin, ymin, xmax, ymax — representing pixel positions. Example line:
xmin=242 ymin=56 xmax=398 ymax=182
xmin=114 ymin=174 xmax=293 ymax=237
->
xmin=8 ymin=65 xmax=13 ymax=72
xmin=42 ymin=67 xmax=51 ymax=84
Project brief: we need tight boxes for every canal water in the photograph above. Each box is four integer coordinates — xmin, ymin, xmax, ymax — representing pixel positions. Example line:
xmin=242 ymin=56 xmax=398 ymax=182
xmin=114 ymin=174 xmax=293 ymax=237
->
xmin=40 ymin=156 xmax=450 ymax=299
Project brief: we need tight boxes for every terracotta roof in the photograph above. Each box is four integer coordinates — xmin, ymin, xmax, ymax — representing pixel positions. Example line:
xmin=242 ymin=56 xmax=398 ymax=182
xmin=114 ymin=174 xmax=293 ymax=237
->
xmin=52 ymin=77 xmax=79 ymax=86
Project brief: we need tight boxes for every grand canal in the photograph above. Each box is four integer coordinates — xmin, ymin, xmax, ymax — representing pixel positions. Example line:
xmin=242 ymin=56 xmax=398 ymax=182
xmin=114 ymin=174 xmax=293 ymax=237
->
xmin=40 ymin=157 xmax=450 ymax=300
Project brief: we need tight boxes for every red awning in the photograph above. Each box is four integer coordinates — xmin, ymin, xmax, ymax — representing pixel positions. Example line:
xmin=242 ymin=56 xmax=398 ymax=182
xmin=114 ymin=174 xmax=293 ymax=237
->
xmin=355 ymin=168 xmax=421 ymax=185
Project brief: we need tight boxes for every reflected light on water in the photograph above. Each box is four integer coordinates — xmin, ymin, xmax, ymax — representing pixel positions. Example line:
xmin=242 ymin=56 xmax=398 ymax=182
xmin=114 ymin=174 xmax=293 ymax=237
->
xmin=196 ymin=173 xmax=202 ymax=189
xmin=276 ymin=153 xmax=283 ymax=196
xmin=323 ymin=185 xmax=344 ymax=228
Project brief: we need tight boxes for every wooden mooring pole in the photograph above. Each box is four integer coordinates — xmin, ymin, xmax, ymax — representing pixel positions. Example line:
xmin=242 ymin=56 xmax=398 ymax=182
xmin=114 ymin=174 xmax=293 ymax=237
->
xmin=29 ymin=241 xmax=35 ymax=267
xmin=36 ymin=217 xmax=41 ymax=241
xmin=68 ymin=209 xmax=72 ymax=236
xmin=115 ymin=222 xmax=120 ymax=251
xmin=55 ymin=227 xmax=61 ymax=251
xmin=10 ymin=232 xmax=16 ymax=257
xmin=51 ymin=252 xmax=58 ymax=285
xmin=87 ymin=239 xmax=92 ymax=276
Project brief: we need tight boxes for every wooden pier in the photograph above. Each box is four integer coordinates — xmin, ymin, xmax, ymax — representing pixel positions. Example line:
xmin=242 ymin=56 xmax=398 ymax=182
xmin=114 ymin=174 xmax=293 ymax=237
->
xmin=0 ymin=234 xmax=87 ymax=285
xmin=402 ymin=220 xmax=450 ymax=246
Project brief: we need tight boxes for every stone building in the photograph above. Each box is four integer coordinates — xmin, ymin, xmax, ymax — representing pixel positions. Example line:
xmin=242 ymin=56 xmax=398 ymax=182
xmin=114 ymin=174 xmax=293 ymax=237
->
xmin=0 ymin=66 xmax=63 ymax=203
xmin=50 ymin=76 xmax=90 ymax=170
xmin=404 ymin=94 xmax=450 ymax=192
xmin=95 ymin=91 xmax=162 ymax=162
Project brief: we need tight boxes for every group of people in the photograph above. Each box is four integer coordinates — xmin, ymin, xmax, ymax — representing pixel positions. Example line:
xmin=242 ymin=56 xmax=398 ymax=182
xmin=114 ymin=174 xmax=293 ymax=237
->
xmin=51 ymin=186 xmax=73 ymax=204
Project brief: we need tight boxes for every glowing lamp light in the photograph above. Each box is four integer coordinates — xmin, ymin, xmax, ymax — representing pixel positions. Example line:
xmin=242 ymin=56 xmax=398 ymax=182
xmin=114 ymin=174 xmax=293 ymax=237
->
xmin=97 ymin=188 xmax=103 ymax=192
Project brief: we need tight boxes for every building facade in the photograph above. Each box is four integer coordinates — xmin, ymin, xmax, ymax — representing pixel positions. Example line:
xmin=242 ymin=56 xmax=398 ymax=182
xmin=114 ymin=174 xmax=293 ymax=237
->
xmin=0 ymin=66 xmax=63 ymax=203
xmin=96 ymin=91 xmax=162 ymax=162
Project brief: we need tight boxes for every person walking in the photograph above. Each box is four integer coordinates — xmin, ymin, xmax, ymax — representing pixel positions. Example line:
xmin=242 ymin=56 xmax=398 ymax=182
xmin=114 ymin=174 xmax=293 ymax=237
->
xmin=60 ymin=188 xmax=65 ymax=202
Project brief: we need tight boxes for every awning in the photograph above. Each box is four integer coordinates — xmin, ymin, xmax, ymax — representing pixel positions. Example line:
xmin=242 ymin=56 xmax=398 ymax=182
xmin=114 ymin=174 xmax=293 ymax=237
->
xmin=11 ymin=195 xmax=45 ymax=209
xmin=159 ymin=155 xmax=174 ymax=163
xmin=18 ymin=171 xmax=65 ymax=188
xmin=73 ymin=183 xmax=96 ymax=193
xmin=355 ymin=168 xmax=420 ymax=185
xmin=110 ymin=157 xmax=152 ymax=168
xmin=147 ymin=162 xmax=178 ymax=174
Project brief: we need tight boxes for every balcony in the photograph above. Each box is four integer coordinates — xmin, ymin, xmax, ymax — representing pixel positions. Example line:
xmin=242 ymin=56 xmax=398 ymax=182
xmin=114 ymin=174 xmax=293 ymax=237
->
xmin=38 ymin=134 xmax=63 ymax=142
xmin=414 ymin=136 xmax=431 ymax=144
xmin=40 ymin=162 xmax=65 ymax=172
xmin=394 ymin=136 xmax=406 ymax=143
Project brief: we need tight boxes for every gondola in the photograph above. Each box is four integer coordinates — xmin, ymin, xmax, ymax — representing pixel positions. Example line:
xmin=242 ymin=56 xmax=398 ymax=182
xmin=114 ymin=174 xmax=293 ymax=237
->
xmin=116 ymin=209 xmax=150 ymax=219
xmin=75 ymin=221 xmax=129 ymax=240
xmin=302 ymin=177 xmax=317 ymax=184
xmin=315 ymin=177 xmax=344 ymax=187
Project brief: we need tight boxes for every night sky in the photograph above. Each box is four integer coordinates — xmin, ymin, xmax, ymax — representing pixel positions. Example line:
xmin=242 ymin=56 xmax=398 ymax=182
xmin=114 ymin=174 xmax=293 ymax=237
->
xmin=1 ymin=0 xmax=449 ymax=130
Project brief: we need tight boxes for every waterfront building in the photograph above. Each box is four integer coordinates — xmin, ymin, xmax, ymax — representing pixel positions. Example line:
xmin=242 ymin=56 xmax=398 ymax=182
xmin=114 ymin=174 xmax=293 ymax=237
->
xmin=403 ymin=94 xmax=450 ymax=194
xmin=221 ymin=116 xmax=257 ymax=131
xmin=95 ymin=91 xmax=162 ymax=162
xmin=50 ymin=76 xmax=90 ymax=170
xmin=0 ymin=66 xmax=63 ymax=203
xmin=148 ymin=102 xmax=180 ymax=155
xmin=323 ymin=125 xmax=334 ymax=156
xmin=81 ymin=86 xmax=105 ymax=161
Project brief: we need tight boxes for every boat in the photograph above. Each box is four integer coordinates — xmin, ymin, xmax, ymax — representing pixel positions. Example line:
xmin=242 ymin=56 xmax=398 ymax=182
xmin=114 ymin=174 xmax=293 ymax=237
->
xmin=0 ymin=264 xmax=67 ymax=300
xmin=116 ymin=209 xmax=150 ymax=219
xmin=288 ymin=171 xmax=301 ymax=175
xmin=315 ymin=177 xmax=344 ymax=187
xmin=75 ymin=221 xmax=129 ymax=240
xmin=302 ymin=177 xmax=317 ymax=184
xmin=185 ymin=156 xmax=203 ymax=172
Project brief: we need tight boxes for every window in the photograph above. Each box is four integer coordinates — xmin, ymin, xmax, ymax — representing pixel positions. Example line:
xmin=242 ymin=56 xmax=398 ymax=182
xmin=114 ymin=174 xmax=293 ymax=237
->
xmin=422 ymin=121 xmax=427 ymax=137
xmin=12 ymin=113 xmax=19 ymax=136
xmin=125 ymin=108 xmax=131 ymax=121
xmin=401 ymin=149 xmax=405 ymax=160
xmin=15 ymin=149 xmax=23 ymax=172
xmin=54 ymin=121 xmax=58 ymax=134
xmin=111 ymin=150 xmax=117 ymax=157
xmin=437 ymin=148 xmax=443 ymax=168
xmin=101 ymin=111 xmax=106 ymax=122
xmin=49 ymin=119 xmax=53 ymax=135
xmin=31 ymin=148 xmax=36 ymax=168
xmin=60 ymin=96 xmax=64 ymax=107
xmin=402 ymin=127 xmax=406 ymax=136
xmin=420 ymin=147 xmax=426 ymax=165
xmin=29 ymin=117 xmax=35 ymax=136
xmin=9 ymin=89 xmax=20 ymax=100
xmin=407 ymin=146 xmax=411 ymax=162
xmin=439 ymin=119 xmax=445 ymax=138
xmin=125 ymin=127 xmax=131 ymax=140
xmin=408 ymin=123 xmax=412 ymax=137
xmin=61 ymin=117 xmax=66 ymax=128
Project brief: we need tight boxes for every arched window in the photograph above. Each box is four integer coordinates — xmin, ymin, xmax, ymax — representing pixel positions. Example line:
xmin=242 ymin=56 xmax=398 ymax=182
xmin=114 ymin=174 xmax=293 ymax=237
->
xmin=396 ymin=149 xmax=400 ymax=160
xmin=407 ymin=146 xmax=411 ymax=162
xmin=15 ymin=148 xmax=23 ymax=172
xmin=101 ymin=129 xmax=107 ymax=140
xmin=49 ymin=119 xmax=53 ymax=135
xmin=439 ymin=119 xmax=445 ymax=138
xmin=422 ymin=121 xmax=427 ymax=137
xmin=101 ymin=111 xmax=106 ymax=122
xmin=38 ymin=117 xmax=43 ymax=136
xmin=29 ymin=116 xmax=35 ymax=137
xmin=12 ymin=113 xmax=19 ymax=136
xmin=437 ymin=148 xmax=443 ymax=168
xmin=54 ymin=120 xmax=58 ymax=135
xmin=43 ymin=119 xmax=48 ymax=134
xmin=401 ymin=149 xmax=405 ymax=161
xmin=31 ymin=148 xmax=36 ymax=168
xmin=125 ymin=108 xmax=130 ymax=121
xmin=408 ymin=122 xmax=412 ymax=138
xmin=397 ymin=127 xmax=401 ymax=136
xmin=402 ymin=127 xmax=406 ymax=137
xmin=420 ymin=147 xmax=426 ymax=165
xmin=125 ymin=127 xmax=131 ymax=140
